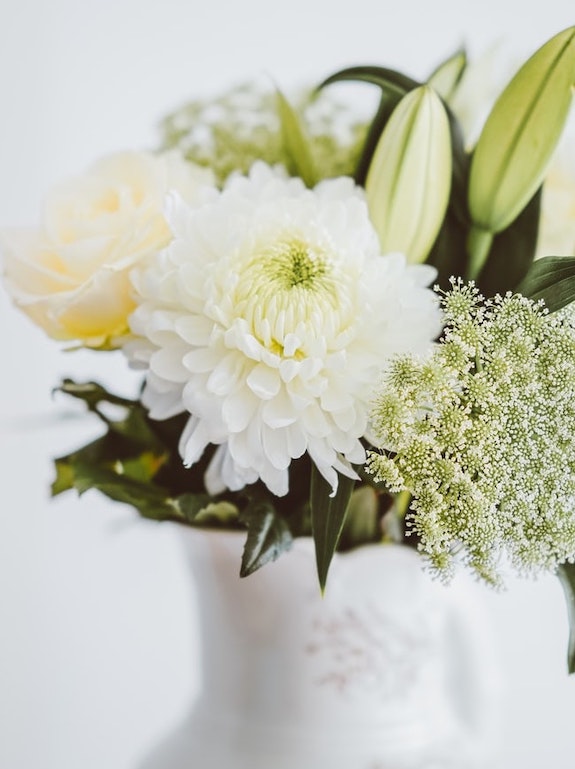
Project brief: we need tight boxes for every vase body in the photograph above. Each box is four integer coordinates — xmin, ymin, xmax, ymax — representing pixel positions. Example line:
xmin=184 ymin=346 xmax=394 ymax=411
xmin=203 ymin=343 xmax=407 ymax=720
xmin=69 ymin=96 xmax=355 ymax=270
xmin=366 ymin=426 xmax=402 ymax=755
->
xmin=139 ymin=529 xmax=501 ymax=769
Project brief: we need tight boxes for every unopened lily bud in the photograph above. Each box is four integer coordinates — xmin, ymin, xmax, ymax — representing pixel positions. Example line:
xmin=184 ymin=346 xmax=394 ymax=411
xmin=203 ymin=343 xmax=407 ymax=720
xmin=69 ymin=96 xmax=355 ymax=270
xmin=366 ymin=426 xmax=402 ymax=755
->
xmin=428 ymin=48 xmax=467 ymax=102
xmin=468 ymin=26 xmax=575 ymax=238
xmin=366 ymin=85 xmax=452 ymax=264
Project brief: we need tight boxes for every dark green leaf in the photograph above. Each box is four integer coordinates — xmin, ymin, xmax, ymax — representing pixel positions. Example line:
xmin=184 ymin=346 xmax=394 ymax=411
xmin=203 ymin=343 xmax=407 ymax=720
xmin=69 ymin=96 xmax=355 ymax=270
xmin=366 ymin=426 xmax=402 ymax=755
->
xmin=68 ymin=462 xmax=182 ymax=521
xmin=55 ymin=378 xmax=164 ymax=448
xmin=310 ymin=465 xmax=355 ymax=592
xmin=557 ymin=564 xmax=575 ymax=674
xmin=54 ymin=379 xmax=137 ymax=411
xmin=175 ymin=493 xmax=214 ymax=522
xmin=427 ymin=208 xmax=470 ymax=289
xmin=426 ymin=113 xmax=471 ymax=288
xmin=239 ymin=498 xmax=293 ymax=577
xmin=477 ymin=187 xmax=542 ymax=295
xmin=319 ymin=67 xmax=420 ymax=185
xmin=51 ymin=435 xmax=111 ymax=497
xmin=320 ymin=65 xmax=419 ymax=96
xmin=516 ymin=255 xmax=575 ymax=312
xmin=339 ymin=486 xmax=380 ymax=550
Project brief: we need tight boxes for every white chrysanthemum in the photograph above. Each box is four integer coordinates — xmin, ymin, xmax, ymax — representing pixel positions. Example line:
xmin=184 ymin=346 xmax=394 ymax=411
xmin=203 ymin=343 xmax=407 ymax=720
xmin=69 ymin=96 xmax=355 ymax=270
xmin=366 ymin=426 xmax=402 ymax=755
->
xmin=127 ymin=163 xmax=442 ymax=497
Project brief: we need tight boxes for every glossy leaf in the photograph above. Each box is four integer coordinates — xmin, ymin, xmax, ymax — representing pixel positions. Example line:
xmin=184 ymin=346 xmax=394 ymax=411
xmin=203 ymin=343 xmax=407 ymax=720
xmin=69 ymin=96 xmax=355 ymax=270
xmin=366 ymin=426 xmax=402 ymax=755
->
xmin=320 ymin=65 xmax=419 ymax=97
xmin=516 ymin=255 xmax=575 ymax=312
xmin=239 ymin=497 xmax=293 ymax=577
xmin=310 ymin=465 xmax=355 ymax=592
xmin=557 ymin=564 xmax=575 ymax=674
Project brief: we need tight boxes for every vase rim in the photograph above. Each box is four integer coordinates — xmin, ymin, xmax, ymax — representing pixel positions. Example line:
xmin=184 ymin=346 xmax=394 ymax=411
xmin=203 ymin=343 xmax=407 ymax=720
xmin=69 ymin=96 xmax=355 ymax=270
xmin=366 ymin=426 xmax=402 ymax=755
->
xmin=176 ymin=524 xmax=422 ymax=567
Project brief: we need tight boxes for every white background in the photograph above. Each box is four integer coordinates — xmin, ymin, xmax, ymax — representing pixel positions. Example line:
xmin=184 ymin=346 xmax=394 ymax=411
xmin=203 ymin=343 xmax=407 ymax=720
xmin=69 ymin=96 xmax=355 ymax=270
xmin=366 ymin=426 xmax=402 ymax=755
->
xmin=1 ymin=1 xmax=575 ymax=767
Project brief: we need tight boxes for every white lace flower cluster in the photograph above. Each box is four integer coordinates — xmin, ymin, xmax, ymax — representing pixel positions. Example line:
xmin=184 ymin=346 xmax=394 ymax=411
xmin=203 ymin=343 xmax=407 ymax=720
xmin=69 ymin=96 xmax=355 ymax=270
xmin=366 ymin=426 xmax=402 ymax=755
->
xmin=126 ymin=163 xmax=442 ymax=498
xmin=367 ymin=281 xmax=575 ymax=585
xmin=160 ymin=81 xmax=369 ymax=184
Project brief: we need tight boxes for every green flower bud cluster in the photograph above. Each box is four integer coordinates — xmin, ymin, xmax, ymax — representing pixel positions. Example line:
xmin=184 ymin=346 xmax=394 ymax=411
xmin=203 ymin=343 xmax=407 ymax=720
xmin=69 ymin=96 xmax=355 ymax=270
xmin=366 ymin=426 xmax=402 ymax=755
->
xmin=367 ymin=281 xmax=575 ymax=585
xmin=159 ymin=81 xmax=368 ymax=184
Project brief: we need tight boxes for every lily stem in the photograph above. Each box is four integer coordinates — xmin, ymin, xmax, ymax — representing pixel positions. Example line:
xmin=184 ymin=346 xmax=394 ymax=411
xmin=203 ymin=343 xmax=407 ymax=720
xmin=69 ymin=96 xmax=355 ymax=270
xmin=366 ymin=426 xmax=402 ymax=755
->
xmin=466 ymin=225 xmax=494 ymax=282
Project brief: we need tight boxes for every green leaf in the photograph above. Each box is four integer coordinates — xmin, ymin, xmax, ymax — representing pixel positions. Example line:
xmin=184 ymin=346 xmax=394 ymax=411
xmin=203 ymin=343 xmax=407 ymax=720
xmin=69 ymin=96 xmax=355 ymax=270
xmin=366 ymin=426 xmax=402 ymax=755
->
xmin=55 ymin=378 xmax=164 ymax=448
xmin=477 ymin=187 xmax=542 ymax=296
xmin=310 ymin=465 xmax=355 ymax=592
xmin=557 ymin=564 xmax=575 ymax=674
xmin=192 ymin=500 xmax=240 ymax=527
xmin=69 ymin=462 xmax=181 ymax=521
xmin=426 ymin=109 xmax=471 ymax=287
xmin=51 ymin=459 xmax=76 ymax=496
xmin=276 ymin=88 xmax=317 ymax=186
xmin=175 ymin=493 xmax=214 ymax=523
xmin=516 ymin=255 xmax=575 ymax=312
xmin=55 ymin=379 xmax=137 ymax=411
xmin=320 ymin=65 xmax=419 ymax=97
xmin=239 ymin=497 xmax=293 ymax=577
xmin=339 ymin=486 xmax=380 ymax=549
xmin=427 ymin=47 xmax=467 ymax=101
xmin=319 ymin=67 xmax=420 ymax=185
xmin=427 ymin=207 xmax=470 ymax=290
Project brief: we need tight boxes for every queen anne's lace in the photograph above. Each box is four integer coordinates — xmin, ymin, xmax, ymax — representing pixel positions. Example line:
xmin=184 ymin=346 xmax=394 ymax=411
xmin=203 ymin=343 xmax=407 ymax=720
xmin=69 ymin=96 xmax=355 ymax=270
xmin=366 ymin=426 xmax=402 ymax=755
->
xmin=126 ymin=163 xmax=441 ymax=498
xmin=368 ymin=281 xmax=575 ymax=585
xmin=160 ymin=81 xmax=369 ymax=184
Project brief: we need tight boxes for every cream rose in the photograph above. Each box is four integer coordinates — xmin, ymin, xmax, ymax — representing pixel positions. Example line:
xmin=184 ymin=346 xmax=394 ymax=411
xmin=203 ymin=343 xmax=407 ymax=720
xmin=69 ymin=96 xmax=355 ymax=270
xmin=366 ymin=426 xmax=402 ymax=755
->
xmin=1 ymin=151 xmax=215 ymax=348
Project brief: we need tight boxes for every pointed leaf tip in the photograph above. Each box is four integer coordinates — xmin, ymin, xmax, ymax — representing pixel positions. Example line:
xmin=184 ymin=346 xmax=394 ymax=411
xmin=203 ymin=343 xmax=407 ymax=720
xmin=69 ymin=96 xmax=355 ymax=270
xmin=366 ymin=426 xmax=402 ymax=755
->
xmin=310 ymin=465 xmax=354 ymax=591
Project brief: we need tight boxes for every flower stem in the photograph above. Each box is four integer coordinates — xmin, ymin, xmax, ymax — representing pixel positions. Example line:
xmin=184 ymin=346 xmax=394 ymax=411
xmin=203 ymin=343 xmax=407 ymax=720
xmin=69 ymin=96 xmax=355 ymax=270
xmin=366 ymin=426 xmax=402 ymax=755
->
xmin=466 ymin=225 xmax=494 ymax=281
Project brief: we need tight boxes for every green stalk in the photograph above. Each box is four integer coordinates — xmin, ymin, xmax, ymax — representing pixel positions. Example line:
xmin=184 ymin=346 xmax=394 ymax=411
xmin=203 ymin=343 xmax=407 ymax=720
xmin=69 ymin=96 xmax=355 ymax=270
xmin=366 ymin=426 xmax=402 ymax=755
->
xmin=466 ymin=226 xmax=494 ymax=281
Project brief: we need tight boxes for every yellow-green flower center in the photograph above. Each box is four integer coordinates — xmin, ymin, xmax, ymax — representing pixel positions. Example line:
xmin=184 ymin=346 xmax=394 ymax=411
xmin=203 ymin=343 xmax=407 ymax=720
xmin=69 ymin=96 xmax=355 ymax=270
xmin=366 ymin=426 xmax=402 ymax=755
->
xmin=232 ymin=237 xmax=347 ymax=354
xmin=266 ymin=239 xmax=327 ymax=289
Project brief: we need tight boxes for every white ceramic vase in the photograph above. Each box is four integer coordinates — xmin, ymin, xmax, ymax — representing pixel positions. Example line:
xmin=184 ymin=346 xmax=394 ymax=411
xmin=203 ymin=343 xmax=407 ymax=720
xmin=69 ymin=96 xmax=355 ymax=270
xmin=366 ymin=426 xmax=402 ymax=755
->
xmin=139 ymin=529 xmax=501 ymax=769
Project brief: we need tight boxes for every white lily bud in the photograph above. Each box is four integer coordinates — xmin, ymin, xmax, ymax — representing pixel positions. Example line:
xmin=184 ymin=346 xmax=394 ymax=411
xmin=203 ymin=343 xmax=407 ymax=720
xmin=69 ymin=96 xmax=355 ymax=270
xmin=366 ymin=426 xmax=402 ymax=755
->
xmin=468 ymin=27 xmax=575 ymax=238
xmin=366 ymin=85 xmax=452 ymax=264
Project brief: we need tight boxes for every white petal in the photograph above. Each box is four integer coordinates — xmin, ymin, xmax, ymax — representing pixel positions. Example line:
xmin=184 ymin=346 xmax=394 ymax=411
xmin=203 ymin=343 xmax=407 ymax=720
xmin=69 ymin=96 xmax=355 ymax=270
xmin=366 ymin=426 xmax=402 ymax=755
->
xmin=150 ymin=346 xmax=190 ymax=382
xmin=246 ymin=364 xmax=281 ymax=399
xmin=302 ymin=403 xmax=332 ymax=437
xmin=221 ymin=387 xmax=260 ymax=432
xmin=259 ymin=464 xmax=289 ymax=497
xmin=261 ymin=391 xmax=297 ymax=428
xmin=174 ymin=315 xmax=214 ymax=345
xmin=203 ymin=445 xmax=228 ymax=495
xmin=183 ymin=347 xmax=221 ymax=373
xmin=286 ymin=423 xmax=308 ymax=459
xmin=262 ymin=425 xmax=291 ymax=471
xmin=179 ymin=416 xmax=210 ymax=466
xmin=207 ymin=353 xmax=243 ymax=396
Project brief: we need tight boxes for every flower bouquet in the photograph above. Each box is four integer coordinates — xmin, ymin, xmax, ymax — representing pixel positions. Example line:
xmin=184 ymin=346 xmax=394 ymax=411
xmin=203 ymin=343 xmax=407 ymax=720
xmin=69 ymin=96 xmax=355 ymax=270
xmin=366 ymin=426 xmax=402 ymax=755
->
xmin=3 ymin=25 xmax=575 ymax=682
